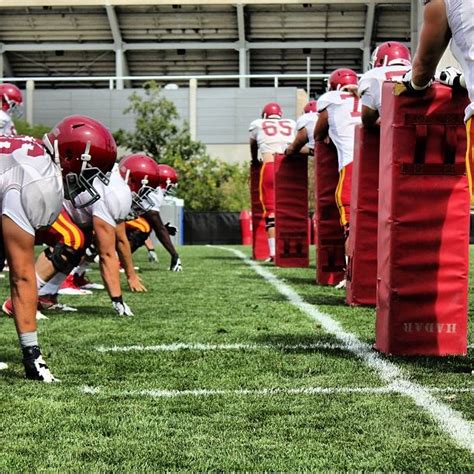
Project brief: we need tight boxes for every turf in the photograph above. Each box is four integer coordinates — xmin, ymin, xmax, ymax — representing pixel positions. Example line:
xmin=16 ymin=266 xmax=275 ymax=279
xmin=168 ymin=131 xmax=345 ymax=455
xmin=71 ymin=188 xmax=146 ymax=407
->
xmin=0 ymin=245 xmax=473 ymax=471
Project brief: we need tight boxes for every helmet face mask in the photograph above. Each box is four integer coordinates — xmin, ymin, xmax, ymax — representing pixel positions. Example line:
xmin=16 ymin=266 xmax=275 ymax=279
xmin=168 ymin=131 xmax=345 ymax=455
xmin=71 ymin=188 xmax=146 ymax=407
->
xmin=0 ymin=84 xmax=23 ymax=116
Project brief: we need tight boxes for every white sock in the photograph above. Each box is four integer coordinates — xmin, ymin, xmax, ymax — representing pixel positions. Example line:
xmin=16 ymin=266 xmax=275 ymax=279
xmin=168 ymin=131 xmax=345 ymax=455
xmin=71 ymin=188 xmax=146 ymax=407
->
xmin=268 ymin=237 xmax=276 ymax=257
xmin=73 ymin=262 xmax=89 ymax=277
xmin=39 ymin=272 xmax=67 ymax=296
xmin=36 ymin=274 xmax=47 ymax=291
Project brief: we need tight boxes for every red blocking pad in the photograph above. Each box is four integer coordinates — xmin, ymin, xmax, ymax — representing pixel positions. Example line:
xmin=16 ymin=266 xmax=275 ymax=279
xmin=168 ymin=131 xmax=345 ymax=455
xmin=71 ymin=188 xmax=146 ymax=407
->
xmin=346 ymin=125 xmax=380 ymax=306
xmin=250 ymin=163 xmax=270 ymax=260
xmin=314 ymin=142 xmax=346 ymax=285
xmin=274 ymin=153 xmax=309 ymax=268
xmin=376 ymin=83 xmax=470 ymax=356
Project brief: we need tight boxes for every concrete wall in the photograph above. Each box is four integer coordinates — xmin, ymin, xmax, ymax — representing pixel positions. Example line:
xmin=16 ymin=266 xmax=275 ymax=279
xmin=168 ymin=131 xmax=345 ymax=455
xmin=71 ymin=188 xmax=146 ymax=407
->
xmin=31 ymin=86 xmax=300 ymax=163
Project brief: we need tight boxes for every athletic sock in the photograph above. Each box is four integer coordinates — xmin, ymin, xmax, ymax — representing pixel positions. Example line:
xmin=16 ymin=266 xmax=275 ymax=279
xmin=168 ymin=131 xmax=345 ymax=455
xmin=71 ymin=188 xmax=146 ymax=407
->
xmin=36 ymin=274 xmax=46 ymax=291
xmin=39 ymin=272 xmax=67 ymax=296
xmin=73 ymin=262 xmax=89 ymax=277
xmin=268 ymin=237 xmax=276 ymax=257
xmin=19 ymin=331 xmax=38 ymax=349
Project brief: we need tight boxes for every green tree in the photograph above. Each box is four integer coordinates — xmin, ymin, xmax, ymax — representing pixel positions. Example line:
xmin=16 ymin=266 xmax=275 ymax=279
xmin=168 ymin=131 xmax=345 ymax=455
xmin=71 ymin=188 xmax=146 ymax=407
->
xmin=13 ymin=119 xmax=50 ymax=139
xmin=114 ymin=81 xmax=249 ymax=212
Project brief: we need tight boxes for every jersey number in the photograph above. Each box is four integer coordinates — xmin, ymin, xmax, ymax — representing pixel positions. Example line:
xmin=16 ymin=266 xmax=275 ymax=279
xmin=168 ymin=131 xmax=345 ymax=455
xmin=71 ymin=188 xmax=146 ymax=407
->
xmin=340 ymin=94 xmax=362 ymax=118
xmin=262 ymin=120 xmax=293 ymax=137
xmin=385 ymin=70 xmax=408 ymax=81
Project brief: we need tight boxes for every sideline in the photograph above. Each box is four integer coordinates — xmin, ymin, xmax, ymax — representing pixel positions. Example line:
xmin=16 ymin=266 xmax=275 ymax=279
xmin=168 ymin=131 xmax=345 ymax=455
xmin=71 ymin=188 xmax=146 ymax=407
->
xmin=212 ymin=246 xmax=474 ymax=454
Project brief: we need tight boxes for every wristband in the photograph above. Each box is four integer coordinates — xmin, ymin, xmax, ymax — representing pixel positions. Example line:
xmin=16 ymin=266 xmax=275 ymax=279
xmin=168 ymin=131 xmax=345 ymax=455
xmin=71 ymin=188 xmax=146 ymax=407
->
xmin=111 ymin=296 xmax=123 ymax=304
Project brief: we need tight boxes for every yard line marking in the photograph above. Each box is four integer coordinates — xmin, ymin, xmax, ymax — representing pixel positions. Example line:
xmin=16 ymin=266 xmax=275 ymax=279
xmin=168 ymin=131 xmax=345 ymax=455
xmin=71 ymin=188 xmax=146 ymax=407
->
xmin=95 ymin=342 xmax=347 ymax=353
xmin=213 ymin=246 xmax=474 ymax=454
xmin=80 ymin=385 xmax=474 ymax=398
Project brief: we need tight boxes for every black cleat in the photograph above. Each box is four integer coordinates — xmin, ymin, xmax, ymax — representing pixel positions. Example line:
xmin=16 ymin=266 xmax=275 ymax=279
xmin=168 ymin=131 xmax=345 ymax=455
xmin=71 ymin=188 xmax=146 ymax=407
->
xmin=22 ymin=346 xmax=59 ymax=383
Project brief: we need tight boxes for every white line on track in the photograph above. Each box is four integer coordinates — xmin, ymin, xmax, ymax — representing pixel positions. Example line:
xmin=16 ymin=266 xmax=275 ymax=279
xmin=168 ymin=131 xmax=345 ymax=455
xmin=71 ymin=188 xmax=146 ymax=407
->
xmin=80 ymin=385 xmax=474 ymax=398
xmin=96 ymin=342 xmax=347 ymax=353
xmin=212 ymin=246 xmax=474 ymax=454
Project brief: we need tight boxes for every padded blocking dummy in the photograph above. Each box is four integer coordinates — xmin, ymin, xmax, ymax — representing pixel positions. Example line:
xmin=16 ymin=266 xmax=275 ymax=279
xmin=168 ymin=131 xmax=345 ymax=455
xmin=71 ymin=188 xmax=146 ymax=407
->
xmin=274 ymin=153 xmax=309 ymax=267
xmin=314 ymin=142 xmax=346 ymax=285
xmin=250 ymin=163 xmax=270 ymax=260
xmin=376 ymin=83 xmax=470 ymax=356
xmin=346 ymin=125 xmax=380 ymax=306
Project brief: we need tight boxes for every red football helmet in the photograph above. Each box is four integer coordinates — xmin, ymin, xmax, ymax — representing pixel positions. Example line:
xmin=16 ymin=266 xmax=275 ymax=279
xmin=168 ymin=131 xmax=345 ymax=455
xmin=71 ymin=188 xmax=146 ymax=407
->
xmin=261 ymin=102 xmax=282 ymax=119
xmin=119 ymin=153 xmax=161 ymax=216
xmin=327 ymin=68 xmax=359 ymax=92
xmin=303 ymin=100 xmax=318 ymax=113
xmin=370 ymin=42 xmax=411 ymax=69
xmin=43 ymin=115 xmax=117 ymax=208
xmin=0 ymin=83 xmax=23 ymax=115
xmin=157 ymin=164 xmax=178 ymax=195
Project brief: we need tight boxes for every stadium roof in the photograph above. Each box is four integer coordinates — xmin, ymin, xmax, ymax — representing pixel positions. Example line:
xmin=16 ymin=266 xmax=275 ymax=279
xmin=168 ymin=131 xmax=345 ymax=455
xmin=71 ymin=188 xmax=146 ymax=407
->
xmin=0 ymin=1 xmax=416 ymax=92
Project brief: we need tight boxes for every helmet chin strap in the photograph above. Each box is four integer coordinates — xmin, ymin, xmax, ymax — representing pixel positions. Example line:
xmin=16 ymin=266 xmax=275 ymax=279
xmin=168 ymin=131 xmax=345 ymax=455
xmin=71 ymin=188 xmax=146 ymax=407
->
xmin=53 ymin=139 xmax=61 ymax=167
xmin=124 ymin=169 xmax=131 ymax=185
xmin=80 ymin=141 xmax=92 ymax=172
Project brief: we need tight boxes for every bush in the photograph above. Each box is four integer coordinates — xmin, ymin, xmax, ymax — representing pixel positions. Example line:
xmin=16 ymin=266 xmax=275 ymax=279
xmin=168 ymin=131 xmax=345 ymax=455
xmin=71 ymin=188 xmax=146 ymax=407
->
xmin=114 ymin=81 xmax=249 ymax=212
xmin=13 ymin=119 xmax=50 ymax=139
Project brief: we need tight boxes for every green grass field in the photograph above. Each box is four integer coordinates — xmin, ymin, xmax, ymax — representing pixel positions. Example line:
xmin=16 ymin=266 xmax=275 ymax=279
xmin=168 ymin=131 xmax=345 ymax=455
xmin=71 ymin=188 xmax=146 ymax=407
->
xmin=0 ymin=245 xmax=473 ymax=471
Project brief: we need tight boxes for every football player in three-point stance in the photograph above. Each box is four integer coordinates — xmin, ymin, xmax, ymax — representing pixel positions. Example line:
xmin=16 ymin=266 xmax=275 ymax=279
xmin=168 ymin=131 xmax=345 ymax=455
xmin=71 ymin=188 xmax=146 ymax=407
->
xmin=249 ymin=102 xmax=296 ymax=262
xmin=0 ymin=114 xmax=117 ymax=381
xmin=358 ymin=42 xmax=412 ymax=128
xmin=285 ymin=100 xmax=319 ymax=157
xmin=0 ymin=83 xmax=22 ymax=137
xmin=314 ymin=69 xmax=362 ymax=286
xmin=120 ymin=156 xmax=183 ymax=272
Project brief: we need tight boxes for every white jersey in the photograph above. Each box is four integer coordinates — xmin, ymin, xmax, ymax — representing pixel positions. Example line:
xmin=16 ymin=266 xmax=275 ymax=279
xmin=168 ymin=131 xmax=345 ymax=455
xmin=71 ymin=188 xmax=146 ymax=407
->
xmin=296 ymin=111 xmax=319 ymax=150
xmin=359 ymin=64 xmax=411 ymax=113
xmin=64 ymin=167 xmax=132 ymax=228
xmin=0 ymin=136 xmax=63 ymax=235
xmin=249 ymin=118 xmax=296 ymax=154
xmin=444 ymin=0 xmax=474 ymax=122
xmin=317 ymin=91 xmax=362 ymax=171
xmin=0 ymin=110 xmax=16 ymax=136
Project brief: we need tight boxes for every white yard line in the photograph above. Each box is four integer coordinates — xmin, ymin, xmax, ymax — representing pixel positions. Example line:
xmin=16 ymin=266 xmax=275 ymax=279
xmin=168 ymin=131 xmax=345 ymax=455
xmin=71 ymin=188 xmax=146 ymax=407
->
xmin=96 ymin=342 xmax=347 ymax=353
xmin=212 ymin=246 xmax=474 ymax=454
xmin=81 ymin=385 xmax=474 ymax=398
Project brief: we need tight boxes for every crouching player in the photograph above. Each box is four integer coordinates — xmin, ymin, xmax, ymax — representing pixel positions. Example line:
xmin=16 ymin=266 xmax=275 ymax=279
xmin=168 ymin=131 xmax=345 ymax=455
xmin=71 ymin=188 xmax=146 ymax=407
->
xmin=314 ymin=69 xmax=362 ymax=286
xmin=249 ymin=102 xmax=296 ymax=262
xmin=120 ymin=155 xmax=182 ymax=271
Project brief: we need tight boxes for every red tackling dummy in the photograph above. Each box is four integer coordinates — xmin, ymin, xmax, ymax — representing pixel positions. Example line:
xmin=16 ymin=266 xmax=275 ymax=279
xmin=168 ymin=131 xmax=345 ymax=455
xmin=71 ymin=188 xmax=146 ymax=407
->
xmin=376 ymin=82 xmax=470 ymax=356
xmin=250 ymin=163 xmax=270 ymax=260
xmin=314 ymin=142 xmax=346 ymax=285
xmin=274 ymin=153 xmax=309 ymax=267
xmin=346 ymin=125 xmax=380 ymax=306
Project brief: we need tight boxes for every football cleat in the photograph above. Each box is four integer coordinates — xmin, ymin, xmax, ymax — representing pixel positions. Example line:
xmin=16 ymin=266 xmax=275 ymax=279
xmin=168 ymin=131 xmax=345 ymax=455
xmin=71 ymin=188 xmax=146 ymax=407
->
xmin=58 ymin=274 xmax=93 ymax=295
xmin=264 ymin=256 xmax=274 ymax=263
xmin=72 ymin=273 xmax=104 ymax=290
xmin=22 ymin=345 xmax=59 ymax=383
xmin=335 ymin=279 xmax=347 ymax=289
xmin=38 ymin=294 xmax=78 ymax=312
xmin=2 ymin=298 xmax=48 ymax=320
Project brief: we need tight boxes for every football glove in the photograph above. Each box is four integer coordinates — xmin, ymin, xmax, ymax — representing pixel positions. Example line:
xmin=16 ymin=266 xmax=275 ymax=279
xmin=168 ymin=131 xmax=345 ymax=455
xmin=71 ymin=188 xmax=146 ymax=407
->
xmin=396 ymin=70 xmax=432 ymax=95
xmin=147 ymin=250 xmax=158 ymax=263
xmin=436 ymin=67 xmax=466 ymax=90
xmin=164 ymin=222 xmax=178 ymax=236
xmin=111 ymin=297 xmax=134 ymax=316
xmin=170 ymin=255 xmax=183 ymax=272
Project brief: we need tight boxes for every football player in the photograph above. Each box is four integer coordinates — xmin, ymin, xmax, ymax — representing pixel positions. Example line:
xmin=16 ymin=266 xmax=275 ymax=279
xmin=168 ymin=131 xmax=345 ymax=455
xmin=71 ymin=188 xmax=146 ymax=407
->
xmin=402 ymin=0 xmax=473 ymax=194
xmin=359 ymin=42 xmax=412 ymax=128
xmin=0 ymin=114 xmax=116 ymax=382
xmin=120 ymin=156 xmax=183 ymax=272
xmin=249 ymin=102 xmax=296 ymax=262
xmin=0 ymin=83 xmax=22 ymax=136
xmin=285 ymin=100 xmax=319 ymax=156
xmin=314 ymin=69 xmax=362 ymax=286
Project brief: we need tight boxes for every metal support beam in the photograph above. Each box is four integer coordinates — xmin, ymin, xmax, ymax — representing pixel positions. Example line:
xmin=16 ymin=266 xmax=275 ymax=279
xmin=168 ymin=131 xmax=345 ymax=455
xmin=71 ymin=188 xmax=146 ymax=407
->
xmin=105 ymin=5 xmax=130 ymax=89
xmin=3 ymin=43 xmax=115 ymax=52
xmin=236 ymin=4 xmax=248 ymax=88
xmin=189 ymin=78 xmax=197 ymax=141
xmin=26 ymin=80 xmax=34 ymax=125
xmin=248 ymin=41 xmax=364 ymax=50
xmin=362 ymin=1 xmax=376 ymax=71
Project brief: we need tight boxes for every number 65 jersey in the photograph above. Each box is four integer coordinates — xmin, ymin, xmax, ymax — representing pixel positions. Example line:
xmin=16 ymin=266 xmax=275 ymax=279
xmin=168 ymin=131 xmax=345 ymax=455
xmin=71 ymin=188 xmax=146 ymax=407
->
xmin=317 ymin=91 xmax=362 ymax=171
xmin=249 ymin=118 xmax=296 ymax=155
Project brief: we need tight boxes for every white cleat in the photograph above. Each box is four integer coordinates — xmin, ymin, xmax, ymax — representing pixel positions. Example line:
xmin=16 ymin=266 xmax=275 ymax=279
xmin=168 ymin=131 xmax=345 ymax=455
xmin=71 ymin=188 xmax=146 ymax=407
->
xmin=58 ymin=287 xmax=93 ymax=296
xmin=335 ymin=279 xmax=347 ymax=289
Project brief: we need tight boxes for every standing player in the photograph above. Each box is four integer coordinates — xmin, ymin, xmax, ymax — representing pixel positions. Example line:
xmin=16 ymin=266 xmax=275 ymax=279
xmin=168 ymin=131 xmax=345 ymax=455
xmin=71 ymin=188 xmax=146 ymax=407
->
xmin=249 ymin=103 xmax=296 ymax=262
xmin=359 ymin=42 xmax=412 ymax=127
xmin=314 ymin=69 xmax=362 ymax=286
xmin=0 ymin=83 xmax=22 ymax=136
xmin=120 ymin=158 xmax=183 ymax=272
xmin=285 ymin=100 xmax=319 ymax=156
xmin=401 ymin=0 xmax=473 ymax=194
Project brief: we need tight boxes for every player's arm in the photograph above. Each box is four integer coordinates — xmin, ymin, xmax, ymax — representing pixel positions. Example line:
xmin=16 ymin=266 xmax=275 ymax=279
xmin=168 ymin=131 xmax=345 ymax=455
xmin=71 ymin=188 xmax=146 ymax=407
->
xmin=313 ymin=110 xmax=329 ymax=143
xmin=144 ymin=210 xmax=182 ymax=271
xmin=286 ymin=128 xmax=309 ymax=156
xmin=250 ymin=138 xmax=259 ymax=164
xmin=115 ymin=222 xmax=147 ymax=292
xmin=411 ymin=0 xmax=451 ymax=88
xmin=362 ymin=105 xmax=380 ymax=128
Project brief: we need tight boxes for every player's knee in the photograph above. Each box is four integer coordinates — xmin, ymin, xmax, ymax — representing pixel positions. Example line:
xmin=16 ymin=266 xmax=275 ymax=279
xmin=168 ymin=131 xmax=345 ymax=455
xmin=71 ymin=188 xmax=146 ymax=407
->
xmin=265 ymin=216 xmax=275 ymax=231
xmin=45 ymin=243 xmax=84 ymax=274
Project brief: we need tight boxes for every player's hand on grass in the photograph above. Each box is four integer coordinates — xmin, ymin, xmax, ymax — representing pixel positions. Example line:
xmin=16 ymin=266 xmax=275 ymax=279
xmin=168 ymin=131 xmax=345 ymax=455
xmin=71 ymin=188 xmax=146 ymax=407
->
xmin=147 ymin=250 xmax=158 ymax=263
xmin=170 ymin=255 xmax=183 ymax=272
xmin=128 ymin=274 xmax=147 ymax=292
xmin=111 ymin=296 xmax=134 ymax=316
